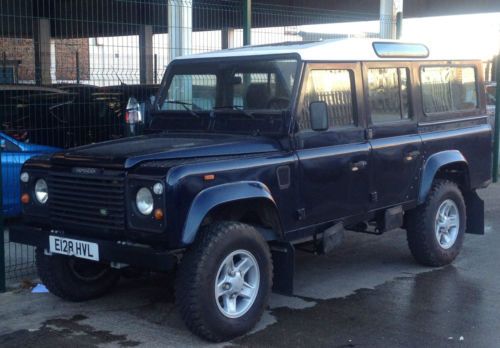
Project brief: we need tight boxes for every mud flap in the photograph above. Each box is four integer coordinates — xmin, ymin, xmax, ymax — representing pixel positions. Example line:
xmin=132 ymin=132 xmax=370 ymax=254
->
xmin=465 ymin=191 xmax=485 ymax=235
xmin=269 ymin=241 xmax=295 ymax=295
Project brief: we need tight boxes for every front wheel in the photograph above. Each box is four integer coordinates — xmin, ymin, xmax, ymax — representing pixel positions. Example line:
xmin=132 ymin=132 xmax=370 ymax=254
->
xmin=36 ymin=248 xmax=120 ymax=301
xmin=406 ymin=180 xmax=466 ymax=267
xmin=176 ymin=222 xmax=273 ymax=342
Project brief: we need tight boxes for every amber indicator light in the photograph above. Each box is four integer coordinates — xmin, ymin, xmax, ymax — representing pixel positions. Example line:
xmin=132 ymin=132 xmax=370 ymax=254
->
xmin=154 ymin=209 xmax=164 ymax=221
xmin=21 ymin=193 xmax=30 ymax=204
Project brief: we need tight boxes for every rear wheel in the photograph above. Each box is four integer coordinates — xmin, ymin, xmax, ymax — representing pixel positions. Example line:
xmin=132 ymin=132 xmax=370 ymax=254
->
xmin=176 ymin=221 xmax=272 ymax=342
xmin=36 ymin=248 xmax=120 ymax=301
xmin=406 ymin=180 xmax=466 ymax=267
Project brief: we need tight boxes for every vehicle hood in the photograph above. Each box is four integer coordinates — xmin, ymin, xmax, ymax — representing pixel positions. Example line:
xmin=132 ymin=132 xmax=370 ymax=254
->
xmin=0 ymin=132 xmax=60 ymax=153
xmin=50 ymin=133 xmax=282 ymax=169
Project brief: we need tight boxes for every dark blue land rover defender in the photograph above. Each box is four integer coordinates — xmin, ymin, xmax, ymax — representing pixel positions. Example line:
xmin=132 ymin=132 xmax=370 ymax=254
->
xmin=11 ymin=40 xmax=492 ymax=342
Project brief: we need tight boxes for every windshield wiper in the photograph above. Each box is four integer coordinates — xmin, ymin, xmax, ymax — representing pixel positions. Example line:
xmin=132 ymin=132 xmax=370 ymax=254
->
xmin=212 ymin=105 xmax=255 ymax=120
xmin=163 ymin=100 xmax=201 ymax=118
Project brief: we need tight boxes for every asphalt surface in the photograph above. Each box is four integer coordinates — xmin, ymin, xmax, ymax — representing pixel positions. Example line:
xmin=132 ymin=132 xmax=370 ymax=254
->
xmin=1 ymin=183 xmax=500 ymax=347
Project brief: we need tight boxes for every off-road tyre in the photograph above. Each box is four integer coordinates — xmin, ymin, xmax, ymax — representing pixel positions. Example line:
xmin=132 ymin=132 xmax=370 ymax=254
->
xmin=176 ymin=221 xmax=273 ymax=342
xmin=36 ymin=248 xmax=120 ymax=302
xmin=406 ymin=179 xmax=466 ymax=267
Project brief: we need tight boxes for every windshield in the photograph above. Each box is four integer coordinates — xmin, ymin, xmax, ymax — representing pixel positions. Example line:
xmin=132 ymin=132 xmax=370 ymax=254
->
xmin=151 ymin=57 xmax=299 ymax=135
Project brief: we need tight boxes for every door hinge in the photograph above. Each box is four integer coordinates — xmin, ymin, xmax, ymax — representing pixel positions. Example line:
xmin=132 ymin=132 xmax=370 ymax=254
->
xmin=296 ymin=208 xmax=306 ymax=221
xmin=370 ymin=191 xmax=378 ymax=203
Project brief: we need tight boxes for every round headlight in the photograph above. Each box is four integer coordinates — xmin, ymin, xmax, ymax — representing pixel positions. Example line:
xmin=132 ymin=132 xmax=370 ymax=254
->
xmin=153 ymin=182 xmax=164 ymax=195
xmin=34 ymin=178 xmax=48 ymax=204
xmin=20 ymin=172 xmax=30 ymax=183
xmin=136 ymin=187 xmax=154 ymax=215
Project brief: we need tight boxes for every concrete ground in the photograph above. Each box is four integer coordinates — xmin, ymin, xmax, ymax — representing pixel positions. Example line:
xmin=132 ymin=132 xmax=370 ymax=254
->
xmin=1 ymin=183 xmax=500 ymax=347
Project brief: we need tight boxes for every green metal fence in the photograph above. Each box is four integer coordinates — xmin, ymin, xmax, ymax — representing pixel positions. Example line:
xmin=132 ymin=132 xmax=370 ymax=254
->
xmin=0 ymin=162 xmax=4 ymax=292
xmin=0 ymin=0 xmax=378 ymax=289
xmin=493 ymin=55 xmax=500 ymax=183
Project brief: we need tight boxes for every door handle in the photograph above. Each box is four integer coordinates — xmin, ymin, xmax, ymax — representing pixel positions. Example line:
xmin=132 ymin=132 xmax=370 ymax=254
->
xmin=350 ymin=160 xmax=368 ymax=172
xmin=404 ymin=150 xmax=421 ymax=162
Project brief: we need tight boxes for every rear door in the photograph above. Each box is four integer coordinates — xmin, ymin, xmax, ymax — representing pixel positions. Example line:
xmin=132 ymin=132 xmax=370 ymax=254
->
xmin=362 ymin=62 xmax=422 ymax=209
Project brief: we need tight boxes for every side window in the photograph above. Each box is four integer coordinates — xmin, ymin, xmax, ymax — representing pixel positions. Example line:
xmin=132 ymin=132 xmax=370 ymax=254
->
xmin=486 ymin=85 xmax=496 ymax=106
xmin=300 ymin=69 xmax=355 ymax=131
xmin=421 ymin=66 xmax=478 ymax=114
xmin=367 ymin=68 xmax=410 ymax=124
xmin=0 ymin=138 xmax=20 ymax=152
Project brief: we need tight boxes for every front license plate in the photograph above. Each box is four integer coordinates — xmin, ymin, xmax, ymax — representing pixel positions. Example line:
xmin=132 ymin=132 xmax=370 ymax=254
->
xmin=49 ymin=236 xmax=99 ymax=261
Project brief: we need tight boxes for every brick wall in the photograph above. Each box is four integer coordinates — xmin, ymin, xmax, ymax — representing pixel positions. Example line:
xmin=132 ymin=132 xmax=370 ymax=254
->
xmin=54 ymin=38 xmax=90 ymax=81
xmin=0 ymin=37 xmax=89 ymax=83
xmin=0 ymin=38 xmax=35 ymax=82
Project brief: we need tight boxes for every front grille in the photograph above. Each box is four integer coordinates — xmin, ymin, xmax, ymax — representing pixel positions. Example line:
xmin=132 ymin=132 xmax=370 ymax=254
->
xmin=49 ymin=171 xmax=126 ymax=235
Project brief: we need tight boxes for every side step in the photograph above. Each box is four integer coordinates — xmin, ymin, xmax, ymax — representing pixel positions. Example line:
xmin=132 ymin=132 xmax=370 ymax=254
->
xmin=376 ymin=205 xmax=404 ymax=233
xmin=294 ymin=222 xmax=346 ymax=255
xmin=348 ymin=206 xmax=404 ymax=235
xmin=321 ymin=222 xmax=345 ymax=254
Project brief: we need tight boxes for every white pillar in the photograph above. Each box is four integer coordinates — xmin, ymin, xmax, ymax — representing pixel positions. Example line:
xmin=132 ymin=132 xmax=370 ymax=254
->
xmin=168 ymin=0 xmax=193 ymax=62
xmin=50 ymin=40 xmax=57 ymax=82
xmin=139 ymin=25 xmax=153 ymax=84
xmin=380 ymin=0 xmax=403 ymax=39
xmin=34 ymin=18 xmax=51 ymax=85
xmin=168 ymin=0 xmax=193 ymax=104
xmin=222 ymin=27 xmax=235 ymax=49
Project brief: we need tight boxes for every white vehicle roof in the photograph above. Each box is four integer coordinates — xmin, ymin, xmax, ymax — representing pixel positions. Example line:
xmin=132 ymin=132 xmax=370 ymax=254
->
xmin=174 ymin=38 xmax=480 ymax=62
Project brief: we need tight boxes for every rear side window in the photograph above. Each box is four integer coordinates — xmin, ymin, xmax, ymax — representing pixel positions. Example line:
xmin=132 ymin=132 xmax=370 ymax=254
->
xmin=300 ymin=69 xmax=355 ymax=130
xmin=421 ymin=66 xmax=478 ymax=114
xmin=485 ymin=85 xmax=496 ymax=106
xmin=367 ymin=68 xmax=410 ymax=124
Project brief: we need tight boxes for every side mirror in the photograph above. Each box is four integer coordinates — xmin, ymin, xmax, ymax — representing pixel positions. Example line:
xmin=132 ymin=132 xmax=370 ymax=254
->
xmin=125 ymin=97 xmax=145 ymax=137
xmin=125 ymin=97 xmax=144 ymax=125
xmin=310 ymin=101 xmax=329 ymax=131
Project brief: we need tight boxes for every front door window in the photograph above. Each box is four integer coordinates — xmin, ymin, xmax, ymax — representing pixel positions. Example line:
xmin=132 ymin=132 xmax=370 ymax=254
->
xmin=299 ymin=69 xmax=355 ymax=132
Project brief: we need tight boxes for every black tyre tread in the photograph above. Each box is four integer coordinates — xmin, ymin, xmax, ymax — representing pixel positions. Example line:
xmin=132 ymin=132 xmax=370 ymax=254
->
xmin=36 ymin=249 xmax=69 ymax=300
xmin=175 ymin=221 xmax=272 ymax=342
xmin=406 ymin=179 xmax=465 ymax=267
xmin=36 ymin=248 xmax=119 ymax=302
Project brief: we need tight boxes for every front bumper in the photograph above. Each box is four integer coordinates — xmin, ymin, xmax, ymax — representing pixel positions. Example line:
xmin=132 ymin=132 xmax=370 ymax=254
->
xmin=9 ymin=225 xmax=178 ymax=272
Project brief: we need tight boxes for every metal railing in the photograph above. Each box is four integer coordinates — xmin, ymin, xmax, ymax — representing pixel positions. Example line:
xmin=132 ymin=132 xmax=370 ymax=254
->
xmin=493 ymin=55 xmax=500 ymax=183
xmin=0 ymin=0 xmax=378 ymax=289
